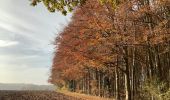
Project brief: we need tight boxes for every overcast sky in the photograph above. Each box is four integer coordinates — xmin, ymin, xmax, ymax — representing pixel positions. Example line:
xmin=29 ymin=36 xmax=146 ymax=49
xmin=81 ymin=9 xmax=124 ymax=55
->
xmin=0 ymin=0 xmax=71 ymax=85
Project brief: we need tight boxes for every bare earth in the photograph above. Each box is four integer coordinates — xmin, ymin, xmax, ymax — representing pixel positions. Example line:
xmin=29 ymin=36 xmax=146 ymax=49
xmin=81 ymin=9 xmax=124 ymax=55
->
xmin=0 ymin=91 xmax=83 ymax=100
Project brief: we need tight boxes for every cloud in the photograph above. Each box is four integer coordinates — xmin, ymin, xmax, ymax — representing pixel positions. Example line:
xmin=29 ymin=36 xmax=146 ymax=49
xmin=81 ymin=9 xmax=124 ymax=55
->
xmin=0 ymin=0 xmax=71 ymax=85
xmin=0 ymin=40 xmax=19 ymax=47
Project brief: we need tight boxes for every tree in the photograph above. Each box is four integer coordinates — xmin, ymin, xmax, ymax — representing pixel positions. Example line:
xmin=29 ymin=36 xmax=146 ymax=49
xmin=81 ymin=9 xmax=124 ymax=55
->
xmin=30 ymin=0 xmax=118 ymax=15
xmin=31 ymin=0 xmax=86 ymax=15
xmin=35 ymin=0 xmax=170 ymax=99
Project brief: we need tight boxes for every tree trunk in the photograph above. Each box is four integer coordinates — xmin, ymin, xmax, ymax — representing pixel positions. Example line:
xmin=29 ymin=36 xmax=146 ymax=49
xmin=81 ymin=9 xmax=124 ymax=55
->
xmin=124 ymin=46 xmax=131 ymax=100
xmin=98 ymin=71 xmax=101 ymax=97
xmin=115 ymin=55 xmax=120 ymax=100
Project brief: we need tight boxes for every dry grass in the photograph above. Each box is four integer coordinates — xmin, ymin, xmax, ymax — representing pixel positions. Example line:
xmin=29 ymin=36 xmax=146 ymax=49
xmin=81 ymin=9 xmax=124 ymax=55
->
xmin=59 ymin=91 xmax=114 ymax=100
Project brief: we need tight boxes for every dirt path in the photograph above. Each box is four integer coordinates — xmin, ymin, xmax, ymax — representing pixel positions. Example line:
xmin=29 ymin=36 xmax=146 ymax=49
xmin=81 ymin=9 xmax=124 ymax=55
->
xmin=59 ymin=91 xmax=113 ymax=100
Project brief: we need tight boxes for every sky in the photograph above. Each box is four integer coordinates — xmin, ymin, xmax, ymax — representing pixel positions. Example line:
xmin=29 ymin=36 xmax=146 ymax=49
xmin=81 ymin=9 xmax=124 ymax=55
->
xmin=0 ymin=0 xmax=71 ymax=85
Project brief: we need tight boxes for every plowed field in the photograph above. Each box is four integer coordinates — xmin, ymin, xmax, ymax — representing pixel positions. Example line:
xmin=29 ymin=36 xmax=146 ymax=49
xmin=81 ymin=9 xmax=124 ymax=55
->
xmin=0 ymin=91 xmax=83 ymax=100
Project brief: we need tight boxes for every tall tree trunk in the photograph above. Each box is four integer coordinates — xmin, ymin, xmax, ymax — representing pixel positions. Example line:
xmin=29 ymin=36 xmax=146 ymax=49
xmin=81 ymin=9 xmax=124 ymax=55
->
xmin=131 ymin=47 xmax=136 ymax=100
xmin=98 ymin=71 xmax=101 ymax=97
xmin=124 ymin=46 xmax=131 ymax=100
xmin=115 ymin=55 xmax=120 ymax=100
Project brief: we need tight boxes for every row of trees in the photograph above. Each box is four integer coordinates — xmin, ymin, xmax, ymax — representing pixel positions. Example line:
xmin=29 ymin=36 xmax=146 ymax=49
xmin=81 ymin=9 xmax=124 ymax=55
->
xmin=33 ymin=0 xmax=170 ymax=99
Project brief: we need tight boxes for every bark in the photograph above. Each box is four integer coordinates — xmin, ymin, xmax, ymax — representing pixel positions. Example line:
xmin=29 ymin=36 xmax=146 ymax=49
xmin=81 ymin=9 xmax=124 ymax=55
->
xmin=115 ymin=55 xmax=120 ymax=100
xmin=124 ymin=46 xmax=131 ymax=100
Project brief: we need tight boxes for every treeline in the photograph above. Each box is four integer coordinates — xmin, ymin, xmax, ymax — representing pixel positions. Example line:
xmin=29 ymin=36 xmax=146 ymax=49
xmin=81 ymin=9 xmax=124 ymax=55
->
xmin=48 ymin=0 xmax=170 ymax=100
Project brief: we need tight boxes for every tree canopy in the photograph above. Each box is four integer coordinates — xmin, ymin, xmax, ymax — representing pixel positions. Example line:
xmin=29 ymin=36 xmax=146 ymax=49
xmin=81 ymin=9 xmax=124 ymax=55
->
xmin=30 ymin=0 xmax=118 ymax=15
xmin=31 ymin=0 xmax=170 ymax=99
xmin=31 ymin=0 xmax=86 ymax=15
xmin=47 ymin=0 xmax=170 ymax=99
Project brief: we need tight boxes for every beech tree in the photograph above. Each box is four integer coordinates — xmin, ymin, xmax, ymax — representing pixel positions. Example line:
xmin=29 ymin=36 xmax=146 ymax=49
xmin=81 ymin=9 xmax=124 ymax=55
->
xmin=32 ymin=0 xmax=170 ymax=100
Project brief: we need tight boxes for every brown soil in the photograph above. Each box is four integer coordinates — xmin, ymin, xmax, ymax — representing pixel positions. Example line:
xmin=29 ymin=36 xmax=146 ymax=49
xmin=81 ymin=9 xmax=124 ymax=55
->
xmin=0 ymin=90 xmax=83 ymax=100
